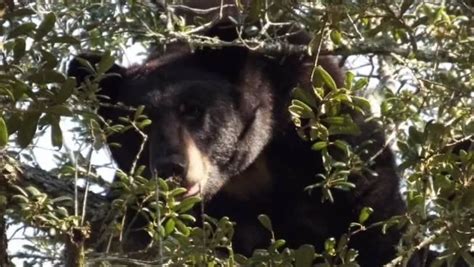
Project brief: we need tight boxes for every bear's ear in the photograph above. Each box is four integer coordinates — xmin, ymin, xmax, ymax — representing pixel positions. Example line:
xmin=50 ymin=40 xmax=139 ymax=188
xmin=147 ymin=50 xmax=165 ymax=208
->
xmin=67 ymin=53 xmax=125 ymax=102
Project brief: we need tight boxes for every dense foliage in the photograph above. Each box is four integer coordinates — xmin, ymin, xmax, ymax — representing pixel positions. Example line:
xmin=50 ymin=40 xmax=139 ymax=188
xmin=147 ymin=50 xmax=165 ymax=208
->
xmin=0 ymin=0 xmax=472 ymax=266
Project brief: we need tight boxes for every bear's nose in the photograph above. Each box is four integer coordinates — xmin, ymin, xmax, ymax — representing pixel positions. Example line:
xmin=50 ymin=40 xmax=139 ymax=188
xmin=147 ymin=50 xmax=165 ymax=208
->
xmin=153 ymin=154 xmax=187 ymax=179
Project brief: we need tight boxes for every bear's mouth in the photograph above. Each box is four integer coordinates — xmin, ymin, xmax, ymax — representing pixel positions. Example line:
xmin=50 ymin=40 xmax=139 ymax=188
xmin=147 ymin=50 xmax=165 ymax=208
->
xmin=183 ymin=181 xmax=201 ymax=197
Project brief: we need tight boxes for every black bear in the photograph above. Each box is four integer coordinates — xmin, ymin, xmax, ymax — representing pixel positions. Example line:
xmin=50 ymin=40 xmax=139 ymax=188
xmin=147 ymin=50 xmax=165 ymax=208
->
xmin=68 ymin=21 xmax=408 ymax=267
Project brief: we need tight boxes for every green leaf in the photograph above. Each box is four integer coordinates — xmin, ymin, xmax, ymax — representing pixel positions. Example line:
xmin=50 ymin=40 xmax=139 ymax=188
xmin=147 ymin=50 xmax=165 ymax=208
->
xmin=164 ymin=218 xmax=176 ymax=235
xmin=134 ymin=105 xmax=145 ymax=121
xmin=315 ymin=66 xmax=337 ymax=91
xmin=270 ymin=239 xmax=286 ymax=250
xmin=289 ymin=99 xmax=315 ymax=119
xmin=49 ymin=115 xmax=63 ymax=148
xmin=138 ymin=119 xmax=152 ymax=129
xmin=35 ymin=12 xmax=56 ymax=41
xmin=352 ymin=96 xmax=371 ymax=112
xmin=28 ymin=70 xmax=66 ymax=84
xmin=11 ymin=185 xmax=28 ymax=197
xmin=0 ymin=196 xmax=7 ymax=207
xmin=158 ymin=178 xmax=169 ymax=191
xmin=56 ymin=207 xmax=69 ymax=217
xmin=0 ymin=117 xmax=8 ymax=147
xmin=352 ymin=78 xmax=368 ymax=91
xmin=25 ymin=186 xmax=41 ymax=196
xmin=334 ymin=181 xmax=355 ymax=191
xmin=39 ymin=49 xmax=58 ymax=69
xmin=75 ymin=57 xmax=96 ymax=75
xmin=408 ymin=126 xmax=424 ymax=144
xmin=324 ymin=237 xmax=336 ymax=256
xmin=17 ymin=112 xmax=40 ymax=148
xmin=170 ymin=187 xmax=187 ymax=197
xmin=295 ymin=244 xmax=315 ymax=267
xmin=13 ymin=38 xmax=26 ymax=62
xmin=358 ymin=207 xmax=374 ymax=224
xmin=11 ymin=80 xmax=28 ymax=101
xmin=55 ymin=77 xmax=75 ymax=103
xmin=310 ymin=123 xmax=329 ymax=141
xmin=330 ymin=29 xmax=342 ymax=45
xmin=324 ymin=116 xmax=345 ymax=125
xmin=5 ymin=113 xmax=21 ymax=135
xmin=178 ymin=212 xmax=196 ymax=221
xmin=293 ymin=87 xmax=318 ymax=109
xmin=258 ymin=214 xmax=273 ymax=232
xmin=328 ymin=123 xmax=361 ymax=136
xmin=313 ymin=87 xmax=324 ymax=102
xmin=333 ymin=92 xmax=352 ymax=103
xmin=333 ymin=140 xmax=350 ymax=155
xmin=176 ymin=196 xmax=201 ymax=213
xmin=312 ymin=141 xmax=328 ymax=151
xmin=336 ymin=234 xmax=349 ymax=253
xmin=97 ymin=51 xmax=116 ymax=74
xmin=344 ymin=72 xmax=355 ymax=90
xmin=234 ymin=254 xmax=248 ymax=265
xmin=12 ymin=195 xmax=29 ymax=204
xmin=7 ymin=22 xmax=36 ymax=39
xmin=345 ymin=249 xmax=359 ymax=263
xmin=174 ymin=218 xmax=190 ymax=236
xmin=51 ymin=196 xmax=73 ymax=203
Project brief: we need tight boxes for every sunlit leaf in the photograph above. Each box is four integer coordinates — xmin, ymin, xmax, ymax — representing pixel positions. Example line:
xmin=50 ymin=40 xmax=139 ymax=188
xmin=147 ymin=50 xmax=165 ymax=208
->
xmin=312 ymin=141 xmax=328 ymax=151
xmin=330 ymin=29 xmax=342 ymax=45
xmin=315 ymin=66 xmax=337 ymax=91
xmin=97 ymin=51 xmax=116 ymax=75
xmin=344 ymin=72 xmax=355 ymax=90
xmin=324 ymin=237 xmax=336 ymax=256
xmin=358 ymin=207 xmax=374 ymax=224
xmin=0 ymin=117 xmax=8 ymax=147
xmin=165 ymin=218 xmax=176 ymax=235
xmin=176 ymin=196 xmax=200 ymax=213
xmin=352 ymin=78 xmax=368 ymax=91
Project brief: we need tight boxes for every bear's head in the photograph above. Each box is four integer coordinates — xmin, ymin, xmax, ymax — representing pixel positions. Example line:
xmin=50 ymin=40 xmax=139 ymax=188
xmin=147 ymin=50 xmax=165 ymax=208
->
xmin=67 ymin=42 xmax=307 ymax=199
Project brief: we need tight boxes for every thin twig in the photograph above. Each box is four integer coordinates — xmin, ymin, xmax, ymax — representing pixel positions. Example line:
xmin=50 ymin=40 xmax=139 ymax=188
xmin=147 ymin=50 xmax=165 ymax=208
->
xmin=80 ymin=147 xmax=94 ymax=226
xmin=169 ymin=4 xmax=236 ymax=15
xmin=384 ymin=226 xmax=449 ymax=267
xmin=128 ymin=122 xmax=148 ymax=179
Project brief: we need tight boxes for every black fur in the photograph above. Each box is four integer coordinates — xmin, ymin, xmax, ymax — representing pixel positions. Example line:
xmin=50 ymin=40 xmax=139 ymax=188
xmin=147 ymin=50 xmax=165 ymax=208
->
xmin=68 ymin=23 xmax=409 ymax=266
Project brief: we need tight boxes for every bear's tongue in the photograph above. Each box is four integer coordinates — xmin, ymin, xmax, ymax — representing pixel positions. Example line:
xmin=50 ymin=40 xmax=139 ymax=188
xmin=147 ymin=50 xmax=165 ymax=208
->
xmin=184 ymin=182 xmax=200 ymax=197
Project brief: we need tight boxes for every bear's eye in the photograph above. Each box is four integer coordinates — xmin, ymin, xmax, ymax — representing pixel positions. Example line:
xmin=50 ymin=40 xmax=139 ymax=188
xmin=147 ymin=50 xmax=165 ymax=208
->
xmin=178 ymin=103 xmax=204 ymax=120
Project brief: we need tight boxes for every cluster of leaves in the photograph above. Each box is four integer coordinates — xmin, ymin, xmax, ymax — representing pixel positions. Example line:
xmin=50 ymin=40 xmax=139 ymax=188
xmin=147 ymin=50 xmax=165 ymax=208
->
xmin=289 ymin=67 xmax=372 ymax=203
xmin=288 ymin=1 xmax=473 ymax=266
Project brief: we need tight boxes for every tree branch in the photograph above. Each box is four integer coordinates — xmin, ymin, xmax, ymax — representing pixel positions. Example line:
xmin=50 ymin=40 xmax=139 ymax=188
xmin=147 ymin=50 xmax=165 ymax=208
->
xmin=0 ymin=154 xmax=107 ymax=213
xmin=163 ymin=32 xmax=465 ymax=63
xmin=1 ymin=207 xmax=10 ymax=266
